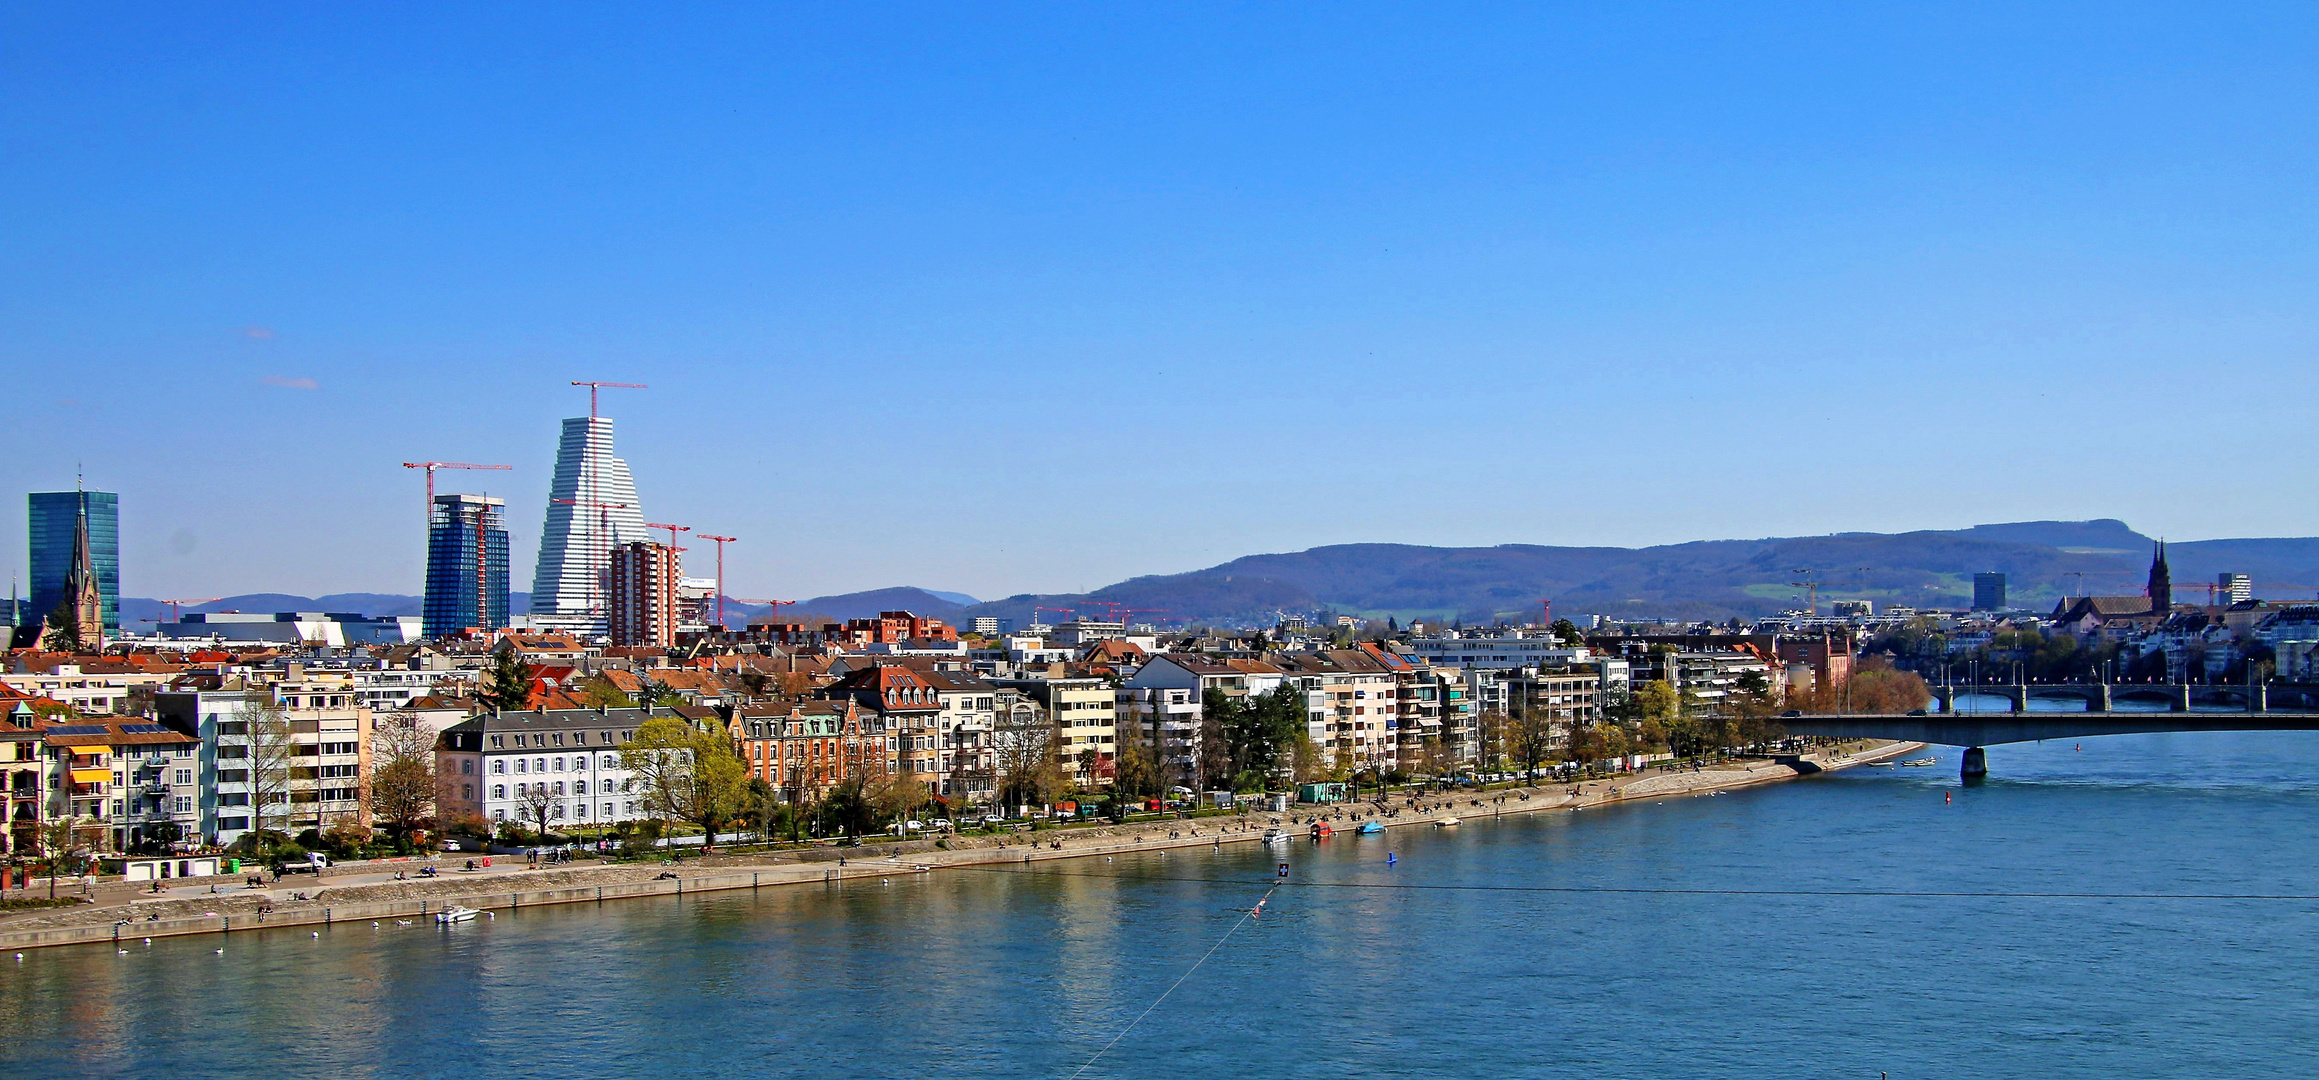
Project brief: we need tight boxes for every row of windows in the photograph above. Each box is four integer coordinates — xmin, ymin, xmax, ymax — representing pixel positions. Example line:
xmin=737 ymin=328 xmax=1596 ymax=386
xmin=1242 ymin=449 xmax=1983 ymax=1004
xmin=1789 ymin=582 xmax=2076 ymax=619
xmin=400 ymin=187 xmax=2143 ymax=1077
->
xmin=489 ymin=755 xmax=618 ymax=775
xmin=493 ymin=778 xmax=634 ymax=799
xmin=488 ymin=730 xmax=628 ymax=750
xmin=489 ymin=801 xmax=632 ymax=822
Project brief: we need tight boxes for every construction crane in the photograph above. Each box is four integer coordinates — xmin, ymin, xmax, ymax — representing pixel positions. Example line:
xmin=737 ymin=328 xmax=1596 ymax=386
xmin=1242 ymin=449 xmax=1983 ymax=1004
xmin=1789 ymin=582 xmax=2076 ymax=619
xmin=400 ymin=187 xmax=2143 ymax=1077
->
xmin=1033 ymin=606 xmax=1075 ymax=626
xmin=695 ymin=535 xmax=737 ymax=628
xmin=154 ymin=598 xmax=222 ymax=624
xmin=644 ymin=522 xmax=690 ymax=551
xmin=732 ymin=599 xmax=796 ymax=629
xmin=1120 ymin=607 xmax=1173 ymax=628
xmin=401 ymin=462 xmax=511 ymax=528
xmin=1788 ymin=579 xmax=1822 ymax=616
xmin=570 ymin=380 xmax=646 ymax=418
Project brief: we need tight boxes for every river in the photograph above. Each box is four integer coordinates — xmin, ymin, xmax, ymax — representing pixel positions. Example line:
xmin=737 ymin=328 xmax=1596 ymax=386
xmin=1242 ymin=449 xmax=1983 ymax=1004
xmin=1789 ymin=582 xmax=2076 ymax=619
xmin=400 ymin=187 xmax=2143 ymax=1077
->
xmin=6 ymin=733 xmax=2317 ymax=1078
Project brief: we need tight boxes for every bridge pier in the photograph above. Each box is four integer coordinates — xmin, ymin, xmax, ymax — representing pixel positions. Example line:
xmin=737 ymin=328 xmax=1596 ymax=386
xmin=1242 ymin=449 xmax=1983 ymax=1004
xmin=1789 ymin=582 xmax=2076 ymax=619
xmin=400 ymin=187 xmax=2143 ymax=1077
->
xmin=1961 ymin=746 xmax=1987 ymax=779
xmin=2249 ymin=683 xmax=2268 ymax=714
xmin=2169 ymin=684 xmax=2191 ymax=713
xmin=1932 ymin=686 xmax=1954 ymax=713
xmin=2093 ymin=683 xmax=2112 ymax=712
xmin=2005 ymin=686 xmax=2026 ymax=713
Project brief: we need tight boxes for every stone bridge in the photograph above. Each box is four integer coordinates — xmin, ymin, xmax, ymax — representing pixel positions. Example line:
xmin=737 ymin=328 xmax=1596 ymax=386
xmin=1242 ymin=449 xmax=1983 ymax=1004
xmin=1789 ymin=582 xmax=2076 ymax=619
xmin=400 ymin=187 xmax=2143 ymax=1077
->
xmin=1784 ymin=708 xmax=2319 ymax=778
xmin=1924 ymin=681 xmax=2319 ymax=714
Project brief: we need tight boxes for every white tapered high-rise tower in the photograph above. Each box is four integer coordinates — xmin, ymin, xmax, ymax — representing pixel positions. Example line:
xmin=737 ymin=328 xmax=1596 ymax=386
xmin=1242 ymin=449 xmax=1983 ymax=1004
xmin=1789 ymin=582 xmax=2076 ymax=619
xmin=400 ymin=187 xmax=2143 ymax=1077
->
xmin=530 ymin=416 xmax=649 ymax=624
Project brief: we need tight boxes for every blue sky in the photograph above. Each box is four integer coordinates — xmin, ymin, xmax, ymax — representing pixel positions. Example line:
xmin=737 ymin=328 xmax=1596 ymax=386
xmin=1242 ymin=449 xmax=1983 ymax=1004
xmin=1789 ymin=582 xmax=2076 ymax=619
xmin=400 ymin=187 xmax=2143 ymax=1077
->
xmin=4 ymin=3 xmax=2316 ymax=602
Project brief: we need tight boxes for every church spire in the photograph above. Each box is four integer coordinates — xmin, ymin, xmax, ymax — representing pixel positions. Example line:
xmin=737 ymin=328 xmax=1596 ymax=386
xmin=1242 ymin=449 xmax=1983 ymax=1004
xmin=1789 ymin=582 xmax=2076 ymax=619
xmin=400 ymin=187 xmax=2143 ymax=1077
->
xmin=2147 ymin=539 xmax=2171 ymax=616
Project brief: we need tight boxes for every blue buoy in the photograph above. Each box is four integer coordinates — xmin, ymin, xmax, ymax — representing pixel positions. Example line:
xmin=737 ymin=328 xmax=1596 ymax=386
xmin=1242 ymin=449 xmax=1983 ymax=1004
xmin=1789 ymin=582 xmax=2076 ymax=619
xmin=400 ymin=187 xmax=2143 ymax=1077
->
xmin=1386 ymin=853 xmax=1397 ymax=866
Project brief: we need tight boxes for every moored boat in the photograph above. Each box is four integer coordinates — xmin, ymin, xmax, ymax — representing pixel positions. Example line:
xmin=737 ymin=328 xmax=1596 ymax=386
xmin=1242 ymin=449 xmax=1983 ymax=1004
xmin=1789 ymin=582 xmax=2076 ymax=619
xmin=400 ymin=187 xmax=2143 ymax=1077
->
xmin=1261 ymin=828 xmax=1292 ymax=845
xmin=1355 ymin=821 xmax=1385 ymax=835
xmin=434 ymin=905 xmax=480 ymax=924
xmin=1435 ymin=816 xmax=1461 ymax=828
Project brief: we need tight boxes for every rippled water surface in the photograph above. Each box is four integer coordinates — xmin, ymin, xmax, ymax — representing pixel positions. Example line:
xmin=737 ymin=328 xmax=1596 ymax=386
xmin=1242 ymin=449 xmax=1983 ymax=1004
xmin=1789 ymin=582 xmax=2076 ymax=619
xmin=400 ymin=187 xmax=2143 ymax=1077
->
xmin=7 ymin=733 xmax=2319 ymax=1079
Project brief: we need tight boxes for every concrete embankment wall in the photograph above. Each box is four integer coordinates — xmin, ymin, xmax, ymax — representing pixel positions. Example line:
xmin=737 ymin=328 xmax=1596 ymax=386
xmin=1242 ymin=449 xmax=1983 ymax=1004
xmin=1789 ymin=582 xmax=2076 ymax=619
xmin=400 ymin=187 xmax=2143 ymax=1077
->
xmin=0 ymin=741 xmax=1915 ymax=953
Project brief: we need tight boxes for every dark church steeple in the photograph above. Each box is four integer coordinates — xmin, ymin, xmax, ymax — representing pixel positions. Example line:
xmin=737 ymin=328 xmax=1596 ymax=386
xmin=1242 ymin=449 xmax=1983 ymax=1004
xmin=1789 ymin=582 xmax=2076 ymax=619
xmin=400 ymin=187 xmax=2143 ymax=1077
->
xmin=2147 ymin=540 xmax=2170 ymax=615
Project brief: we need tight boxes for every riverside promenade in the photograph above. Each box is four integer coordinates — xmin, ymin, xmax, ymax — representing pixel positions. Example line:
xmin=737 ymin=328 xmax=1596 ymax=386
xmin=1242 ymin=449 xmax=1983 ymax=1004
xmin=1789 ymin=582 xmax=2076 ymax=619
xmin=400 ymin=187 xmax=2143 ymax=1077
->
xmin=0 ymin=739 xmax=1915 ymax=953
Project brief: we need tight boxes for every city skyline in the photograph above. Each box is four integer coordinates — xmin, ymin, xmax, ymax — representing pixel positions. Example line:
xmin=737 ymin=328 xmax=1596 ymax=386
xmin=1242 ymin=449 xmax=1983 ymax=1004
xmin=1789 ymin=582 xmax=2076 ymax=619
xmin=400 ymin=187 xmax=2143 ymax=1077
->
xmin=6 ymin=5 xmax=2318 ymax=601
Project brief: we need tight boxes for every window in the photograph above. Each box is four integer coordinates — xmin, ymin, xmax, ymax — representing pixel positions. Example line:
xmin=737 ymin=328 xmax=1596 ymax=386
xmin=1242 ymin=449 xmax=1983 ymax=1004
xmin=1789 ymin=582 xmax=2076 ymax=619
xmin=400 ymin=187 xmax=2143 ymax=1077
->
xmin=603 ymin=803 xmax=614 ymax=818
xmin=553 ymin=782 xmax=565 ymax=796
xmin=174 ymin=796 xmax=191 ymax=813
xmin=553 ymin=757 xmax=565 ymax=772
xmin=553 ymin=733 xmax=565 ymax=747
xmin=575 ymin=803 xmax=589 ymax=819
xmin=175 ymin=769 xmax=192 ymax=785
xmin=462 ymin=760 xmax=475 ymax=775
xmin=490 ymin=735 xmax=504 ymax=749
xmin=492 ymin=809 xmax=505 ymax=822
xmin=218 ymin=770 xmax=248 ymax=785
xmin=492 ymin=785 xmax=505 ymax=799
xmin=534 ymin=758 xmax=545 ymax=773
xmin=574 ymin=780 xmax=588 ymax=796
xmin=514 ymin=759 xmax=527 ymax=774
xmin=601 ymin=755 xmax=615 ymax=769
xmin=462 ymin=784 xmax=474 ymax=801
xmin=492 ymin=760 xmax=506 ymax=774
xmin=219 ymin=793 xmax=249 ymax=806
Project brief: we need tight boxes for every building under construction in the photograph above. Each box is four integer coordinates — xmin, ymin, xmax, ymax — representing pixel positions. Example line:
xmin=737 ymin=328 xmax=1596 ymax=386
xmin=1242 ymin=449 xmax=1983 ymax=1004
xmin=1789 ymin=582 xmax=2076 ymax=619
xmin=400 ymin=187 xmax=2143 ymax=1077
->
xmin=424 ymin=493 xmax=510 ymax=638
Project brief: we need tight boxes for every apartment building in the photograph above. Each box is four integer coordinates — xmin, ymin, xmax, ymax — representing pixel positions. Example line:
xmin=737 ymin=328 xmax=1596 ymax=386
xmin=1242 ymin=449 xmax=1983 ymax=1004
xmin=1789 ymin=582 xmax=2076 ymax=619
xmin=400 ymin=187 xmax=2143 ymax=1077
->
xmin=36 ymin=719 xmax=200 ymax=851
xmin=155 ymin=682 xmax=373 ymax=846
xmin=999 ymin=676 xmax=1117 ymax=785
xmin=730 ymin=699 xmax=886 ymax=805
xmin=437 ymin=707 xmax=668 ymax=829
xmin=923 ymin=670 xmax=998 ymax=805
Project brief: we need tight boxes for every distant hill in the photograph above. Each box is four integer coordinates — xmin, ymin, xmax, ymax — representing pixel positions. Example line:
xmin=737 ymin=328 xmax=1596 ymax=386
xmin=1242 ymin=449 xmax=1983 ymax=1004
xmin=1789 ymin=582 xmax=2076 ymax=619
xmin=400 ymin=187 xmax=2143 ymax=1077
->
xmin=953 ymin=520 xmax=2319 ymax=627
xmin=723 ymin=586 xmax=971 ymax=626
xmin=116 ymin=521 xmax=2319 ymax=631
xmin=122 ymin=592 xmax=426 ymax=625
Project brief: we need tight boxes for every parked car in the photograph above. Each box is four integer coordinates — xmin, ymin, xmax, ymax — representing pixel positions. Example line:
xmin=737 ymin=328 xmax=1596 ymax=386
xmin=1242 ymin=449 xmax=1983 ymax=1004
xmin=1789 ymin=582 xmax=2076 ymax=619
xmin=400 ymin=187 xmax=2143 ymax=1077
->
xmin=928 ymin=818 xmax=953 ymax=832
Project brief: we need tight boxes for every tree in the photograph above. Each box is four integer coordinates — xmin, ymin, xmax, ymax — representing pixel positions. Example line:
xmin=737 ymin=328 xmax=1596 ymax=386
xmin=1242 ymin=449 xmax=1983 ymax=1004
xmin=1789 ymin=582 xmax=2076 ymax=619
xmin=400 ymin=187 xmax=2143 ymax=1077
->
xmin=994 ymin=703 xmax=1063 ymax=809
xmin=1512 ymin=703 xmax=1555 ymax=779
xmin=620 ymin=717 xmax=695 ymax=831
xmin=616 ymin=716 xmax=747 ymax=846
xmin=1550 ymin=618 xmax=1585 ymax=647
xmin=479 ymin=648 xmax=538 ymax=712
xmin=1112 ymin=740 xmax=1163 ymax=799
xmin=39 ymin=600 xmax=83 ymax=653
xmin=577 ymin=674 xmax=637 ymax=709
xmin=368 ymin=711 xmax=438 ymax=842
xmin=516 ymin=781 xmax=556 ymax=840
xmin=1473 ymin=709 xmax=1512 ymax=775
xmin=1215 ymin=684 xmax=1304 ymax=788
xmin=238 ymin=694 xmax=299 ymax=844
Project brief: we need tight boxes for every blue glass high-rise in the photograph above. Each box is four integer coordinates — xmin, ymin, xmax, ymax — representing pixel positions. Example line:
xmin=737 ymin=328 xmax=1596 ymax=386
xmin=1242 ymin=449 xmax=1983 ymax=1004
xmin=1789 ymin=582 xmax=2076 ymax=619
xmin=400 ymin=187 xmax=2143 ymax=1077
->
xmin=424 ymin=494 xmax=509 ymax=638
xmin=26 ymin=490 xmax=119 ymax=634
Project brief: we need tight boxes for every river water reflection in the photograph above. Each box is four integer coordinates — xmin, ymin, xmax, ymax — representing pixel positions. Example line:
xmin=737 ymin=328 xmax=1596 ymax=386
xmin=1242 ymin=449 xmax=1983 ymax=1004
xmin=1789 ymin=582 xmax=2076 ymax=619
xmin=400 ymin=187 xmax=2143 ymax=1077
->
xmin=6 ymin=733 xmax=2318 ymax=1078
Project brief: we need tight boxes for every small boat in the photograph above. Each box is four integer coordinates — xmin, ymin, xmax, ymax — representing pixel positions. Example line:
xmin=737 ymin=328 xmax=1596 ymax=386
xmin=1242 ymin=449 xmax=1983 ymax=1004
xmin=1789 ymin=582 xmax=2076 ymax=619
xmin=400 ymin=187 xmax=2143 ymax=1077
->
xmin=1356 ymin=821 xmax=1386 ymax=835
xmin=1902 ymin=758 xmax=1938 ymax=768
xmin=1309 ymin=821 xmax=1332 ymax=839
xmin=434 ymin=905 xmax=480 ymax=924
xmin=1435 ymin=816 xmax=1461 ymax=828
xmin=1261 ymin=828 xmax=1292 ymax=845
xmin=1868 ymin=760 xmax=1897 ymax=767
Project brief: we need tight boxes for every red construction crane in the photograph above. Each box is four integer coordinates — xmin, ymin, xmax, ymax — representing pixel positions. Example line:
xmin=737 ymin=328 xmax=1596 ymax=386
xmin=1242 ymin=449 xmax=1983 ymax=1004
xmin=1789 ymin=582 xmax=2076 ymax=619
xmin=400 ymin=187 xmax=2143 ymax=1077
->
xmin=696 ymin=535 xmax=737 ymax=627
xmin=401 ymin=462 xmax=511 ymax=527
xmin=1120 ymin=607 xmax=1173 ymax=627
xmin=1033 ymin=606 xmax=1075 ymax=625
xmin=570 ymin=380 xmax=646 ymax=418
xmin=733 ymin=599 xmax=797 ymax=625
xmin=644 ymin=522 xmax=690 ymax=551
xmin=155 ymin=598 xmax=222 ymax=623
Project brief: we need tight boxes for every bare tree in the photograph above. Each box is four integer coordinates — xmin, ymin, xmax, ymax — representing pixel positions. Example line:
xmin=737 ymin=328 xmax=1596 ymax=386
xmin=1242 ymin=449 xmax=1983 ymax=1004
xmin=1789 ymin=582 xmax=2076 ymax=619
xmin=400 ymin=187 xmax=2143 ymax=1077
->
xmin=992 ymin=702 xmax=1060 ymax=810
xmin=368 ymin=711 xmax=438 ymax=842
xmin=510 ymin=782 xmax=555 ymax=840
xmin=238 ymin=694 xmax=299 ymax=843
